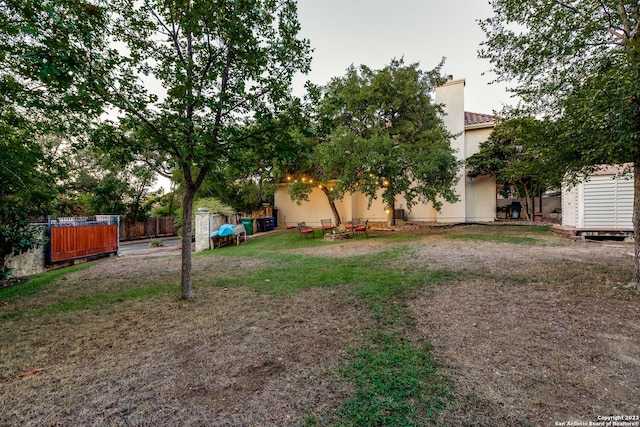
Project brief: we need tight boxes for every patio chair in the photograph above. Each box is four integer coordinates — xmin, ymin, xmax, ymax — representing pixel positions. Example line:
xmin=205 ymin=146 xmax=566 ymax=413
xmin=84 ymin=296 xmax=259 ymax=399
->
xmin=297 ymin=222 xmax=315 ymax=238
xmin=320 ymin=219 xmax=335 ymax=233
xmin=345 ymin=218 xmax=359 ymax=234
xmin=353 ymin=220 xmax=369 ymax=237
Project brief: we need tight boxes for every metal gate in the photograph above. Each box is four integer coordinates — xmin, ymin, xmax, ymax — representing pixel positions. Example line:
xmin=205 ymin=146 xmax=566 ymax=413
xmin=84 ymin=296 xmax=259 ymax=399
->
xmin=47 ymin=216 xmax=119 ymax=264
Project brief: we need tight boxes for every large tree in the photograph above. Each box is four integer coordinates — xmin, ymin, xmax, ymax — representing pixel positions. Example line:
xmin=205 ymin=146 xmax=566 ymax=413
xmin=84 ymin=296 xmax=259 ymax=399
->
xmin=0 ymin=106 xmax=63 ymax=278
xmin=0 ymin=0 xmax=103 ymax=278
xmin=75 ymin=0 xmax=310 ymax=299
xmin=305 ymin=59 xmax=460 ymax=227
xmin=480 ymin=1 xmax=640 ymax=287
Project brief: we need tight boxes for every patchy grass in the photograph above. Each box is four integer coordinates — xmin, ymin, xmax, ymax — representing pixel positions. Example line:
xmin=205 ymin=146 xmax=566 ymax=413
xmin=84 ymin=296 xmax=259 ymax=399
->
xmin=1 ymin=284 xmax=176 ymax=321
xmin=0 ymin=262 xmax=94 ymax=302
xmin=0 ymin=224 xmax=637 ymax=426
xmin=333 ymin=300 xmax=451 ymax=426
xmin=443 ymin=224 xmax=552 ymax=245
xmin=446 ymin=233 xmax=540 ymax=245
xmin=215 ymin=246 xmax=450 ymax=298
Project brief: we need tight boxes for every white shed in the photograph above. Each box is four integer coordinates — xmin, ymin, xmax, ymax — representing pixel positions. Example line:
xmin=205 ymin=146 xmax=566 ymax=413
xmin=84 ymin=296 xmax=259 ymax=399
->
xmin=562 ymin=165 xmax=633 ymax=232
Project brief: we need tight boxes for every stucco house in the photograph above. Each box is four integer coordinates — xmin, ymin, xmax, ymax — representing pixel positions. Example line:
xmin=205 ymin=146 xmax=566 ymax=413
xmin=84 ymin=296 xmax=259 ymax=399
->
xmin=273 ymin=77 xmax=497 ymax=228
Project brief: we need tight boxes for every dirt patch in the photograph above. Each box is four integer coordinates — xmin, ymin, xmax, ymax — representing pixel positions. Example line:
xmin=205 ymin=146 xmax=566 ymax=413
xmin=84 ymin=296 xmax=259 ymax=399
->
xmin=1 ymin=285 xmax=366 ymax=425
xmin=407 ymin=236 xmax=640 ymax=426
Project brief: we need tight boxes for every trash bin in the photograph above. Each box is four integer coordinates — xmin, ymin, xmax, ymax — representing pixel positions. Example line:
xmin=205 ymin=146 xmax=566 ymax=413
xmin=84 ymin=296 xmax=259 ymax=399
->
xmin=510 ymin=201 xmax=522 ymax=219
xmin=255 ymin=218 xmax=267 ymax=232
xmin=266 ymin=216 xmax=274 ymax=231
xmin=240 ymin=218 xmax=253 ymax=235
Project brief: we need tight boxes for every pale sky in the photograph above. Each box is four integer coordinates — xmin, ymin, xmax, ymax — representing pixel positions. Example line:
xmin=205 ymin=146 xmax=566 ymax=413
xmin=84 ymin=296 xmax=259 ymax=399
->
xmin=292 ymin=0 xmax=512 ymax=115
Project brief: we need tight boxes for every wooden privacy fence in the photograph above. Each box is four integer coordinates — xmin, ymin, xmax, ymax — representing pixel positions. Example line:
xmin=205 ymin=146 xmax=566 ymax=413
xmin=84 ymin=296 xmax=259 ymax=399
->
xmin=119 ymin=217 xmax=177 ymax=241
xmin=48 ymin=216 xmax=119 ymax=264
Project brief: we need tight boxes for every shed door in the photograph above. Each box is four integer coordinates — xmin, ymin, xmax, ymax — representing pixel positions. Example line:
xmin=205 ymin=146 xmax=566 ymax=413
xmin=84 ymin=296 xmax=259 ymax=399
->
xmin=583 ymin=175 xmax=633 ymax=229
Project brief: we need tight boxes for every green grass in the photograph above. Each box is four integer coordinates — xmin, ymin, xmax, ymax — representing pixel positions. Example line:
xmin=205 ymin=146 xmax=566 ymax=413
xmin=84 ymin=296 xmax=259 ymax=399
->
xmin=0 ymin=262 xmax=94 ymax=302
xmin=213 ymin=244 xmax=452 ymax=298
xmin=333 ymin=301 xmax=451 ymax=426
xmin=204 ymin=230 xmax=455 ymax=425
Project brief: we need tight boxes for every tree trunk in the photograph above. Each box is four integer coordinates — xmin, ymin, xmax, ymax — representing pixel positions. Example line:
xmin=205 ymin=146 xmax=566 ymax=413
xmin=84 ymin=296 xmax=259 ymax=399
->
xmin=518 ymin=181 xmax=531 ymax=222
xmin=320 ymin=187 xmax=341 ymax=226
xmin=632 ymin=157 xmax=640 ymax=288
xmin=387 ymin=200 xmax=395 ymax=227
xmin=168 ymin=181 xmax=176 ymax=217
xmin=180 ymin=186 xmax=196 ymax=300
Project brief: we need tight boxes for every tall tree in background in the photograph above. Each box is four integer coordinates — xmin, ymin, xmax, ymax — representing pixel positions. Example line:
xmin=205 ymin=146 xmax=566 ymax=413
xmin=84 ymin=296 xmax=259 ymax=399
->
xmin=481 ymin=1 xmax=640 ymax=288
xmin=306 ymin=59 xmax=459 ymax=227
xmin=84 ymin=0 xmax=310 ymax=299
xmin=197 ymin=103 xmax=315 ymax=213
xmin=60 ymin=148 xmax=157 ymax=220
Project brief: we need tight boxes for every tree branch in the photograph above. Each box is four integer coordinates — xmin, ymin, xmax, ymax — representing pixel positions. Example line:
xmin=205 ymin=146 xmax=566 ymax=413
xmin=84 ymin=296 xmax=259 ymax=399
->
xmin=617 ymin=0 xmax=632 ymax=39
xmin=144 ymin=0 xmax=187 ymax=69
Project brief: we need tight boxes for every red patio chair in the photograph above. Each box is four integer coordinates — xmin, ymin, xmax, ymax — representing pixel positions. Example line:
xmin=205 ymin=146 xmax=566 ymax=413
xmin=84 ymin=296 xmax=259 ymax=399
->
xmin=320 ymin=219 xmax=335 ymax=233
xmin=297 ymin=222 xmax=315 ymax=238
xmin=353 ymin=220 xmax=368 ymax=237
xmin=345 ymin=218 xmax=359 ymax=234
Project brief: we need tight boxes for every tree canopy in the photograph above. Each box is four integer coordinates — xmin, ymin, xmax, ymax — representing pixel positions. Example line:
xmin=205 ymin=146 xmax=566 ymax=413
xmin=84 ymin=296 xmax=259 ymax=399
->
xmin=481 ymin=1 xmax=640 ymax=286
xmin=0 ymin=105 xmax=62 ymax=278
xmin=480 ymin=1 xmax=640 ymax=171
xmin=0 ymin=0 xmax=103 ymax=278
xmin=286 ymin=59 xmax=460 ymax=226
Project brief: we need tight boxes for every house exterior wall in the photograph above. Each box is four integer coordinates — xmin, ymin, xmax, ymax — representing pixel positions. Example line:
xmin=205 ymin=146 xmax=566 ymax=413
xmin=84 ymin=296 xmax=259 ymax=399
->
xmin=350 ymin=191 xmax=388 ymax=222
xmin=464 ymin=126 xmax=497 ymax=222
xmin=273 ymin=185 xmax=392 ymax=227
xmin=274 ymin=186 xmax=344 ymax=228
xmin=395 ymin=196 xmax=439 ymax=222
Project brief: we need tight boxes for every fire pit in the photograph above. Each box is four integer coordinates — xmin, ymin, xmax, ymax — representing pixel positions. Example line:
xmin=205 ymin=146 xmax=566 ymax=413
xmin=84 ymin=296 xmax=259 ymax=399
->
xmin=323 ymin=232 xmax=351 ymax=241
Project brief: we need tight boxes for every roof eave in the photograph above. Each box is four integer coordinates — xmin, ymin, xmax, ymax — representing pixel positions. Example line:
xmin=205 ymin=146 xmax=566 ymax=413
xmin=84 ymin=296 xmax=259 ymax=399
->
xmin=465 ymin=121 xmax=495 ymax=130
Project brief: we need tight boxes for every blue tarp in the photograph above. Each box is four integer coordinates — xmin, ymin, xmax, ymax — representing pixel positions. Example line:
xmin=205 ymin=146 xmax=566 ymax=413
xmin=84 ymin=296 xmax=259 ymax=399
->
xmin=217 ymin=224 xmax=235 ymax=237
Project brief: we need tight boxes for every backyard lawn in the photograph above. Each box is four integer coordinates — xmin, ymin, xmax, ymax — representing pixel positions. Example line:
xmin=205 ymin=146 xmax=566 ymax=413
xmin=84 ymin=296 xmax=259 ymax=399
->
xmin=1 ymin=225 xmax=638 ymax=426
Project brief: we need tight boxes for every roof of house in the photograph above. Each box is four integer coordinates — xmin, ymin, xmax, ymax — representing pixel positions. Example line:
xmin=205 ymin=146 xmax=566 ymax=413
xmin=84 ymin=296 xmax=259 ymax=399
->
xmin=465 ymin=111 xmax=495 ymax=127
